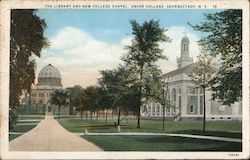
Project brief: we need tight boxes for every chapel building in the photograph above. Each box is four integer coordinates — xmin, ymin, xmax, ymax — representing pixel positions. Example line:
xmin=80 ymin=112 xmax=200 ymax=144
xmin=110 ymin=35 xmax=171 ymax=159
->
xmin=143 ymin=36 xmax=242 ymax=121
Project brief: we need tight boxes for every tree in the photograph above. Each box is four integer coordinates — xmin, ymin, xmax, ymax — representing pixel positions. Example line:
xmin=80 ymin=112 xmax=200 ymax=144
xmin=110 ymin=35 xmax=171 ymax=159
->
xmin=187 ymin=47 xmax=216 ymax=132
xmin=99 ymin=66 xmax=131 ymax=126
xmin=50 ymin=89 xmax=69 ymax=118
xmin=67 ymin=85 xmax=84 ymax=115
xmin=80 ymin=86 xmax=97 ymax=120
xmin=94 ymin=86 xmax=113 ymax=122
xmin=122 ymin=19 xmax=171 ymax=128
xmin=9 ymin=9 xmax=49 ymax=128
xmin=189 ymin=10 xmax=242 ymax=105
xmin=158 ymin=76 xmax=174 ymax=132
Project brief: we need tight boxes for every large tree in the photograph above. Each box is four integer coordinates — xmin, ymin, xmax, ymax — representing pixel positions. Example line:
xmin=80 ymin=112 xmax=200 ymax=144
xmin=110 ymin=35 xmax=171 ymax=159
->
xmin=99 ymin=66 xmax=132 ymax=126
xmin=94 ymin=86 xmax=113 ymax=122
xmin=80 ymin=86 xmax=97 ymax=120
xmin=187 ymin=47 xmax=216 ymax=132
xmin=122 ymin=19 xmax=170 ymax=128
xmin=190 ymin=10 xmax=242 ymax=105
xmin=10 ymin=9 xmax=49 ymax=128
xmin=50 ymin=89 xmax=69 ymax=118
xmin=67 ymin=85 xmax=84 ymax=115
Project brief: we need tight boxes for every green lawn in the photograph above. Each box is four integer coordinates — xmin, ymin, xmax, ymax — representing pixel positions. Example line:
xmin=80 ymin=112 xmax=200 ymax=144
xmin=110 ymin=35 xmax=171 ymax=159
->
xmin=58 ymin=117 xmax=242 ymax=151
xmin=58 ymin=118 xmax=242 ymax=138
xmin=9 ymin=115 xmax=44 ymax=141
xmin=83 ymin=135 xmax=242 ymax=151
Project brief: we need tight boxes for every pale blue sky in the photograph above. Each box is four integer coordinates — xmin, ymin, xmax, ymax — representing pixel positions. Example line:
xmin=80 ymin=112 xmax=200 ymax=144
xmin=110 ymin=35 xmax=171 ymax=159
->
xmin=35 ymin=9 xmax=223 ymax=87
xmin=37 ymin=9 xmax=222 ymax=44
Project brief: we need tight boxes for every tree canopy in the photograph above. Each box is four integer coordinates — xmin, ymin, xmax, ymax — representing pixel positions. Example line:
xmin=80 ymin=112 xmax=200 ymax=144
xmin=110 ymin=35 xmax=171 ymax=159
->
xmin=50 ymin=89 xmax=69 ymax=117
xmin=190 ymin=9 xmax=242 ymax=105
xmin=68 ymin=85 xmax=84 ymax=115
xmin=10 ymin=9 xmax=49 ymax=110
xmin=122 ymin=19 xmax=171 ymax=128
xmin=99 ymin=66 xmax=134 ymax=125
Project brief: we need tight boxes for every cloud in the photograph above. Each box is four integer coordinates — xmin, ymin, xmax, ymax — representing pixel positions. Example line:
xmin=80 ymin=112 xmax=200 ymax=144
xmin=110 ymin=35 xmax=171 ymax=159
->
xmin=35 ymin=26 xmax=201 ymax=88
xmin=121 ymin=36 xmax=133 ymax=46
xmin=35 ymin=26 xmax=125 ymax=87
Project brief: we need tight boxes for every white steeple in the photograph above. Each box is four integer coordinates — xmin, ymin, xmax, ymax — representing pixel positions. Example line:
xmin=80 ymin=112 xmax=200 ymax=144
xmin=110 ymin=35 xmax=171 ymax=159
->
xmin=177 ymin=35 xmax=193 ymax=68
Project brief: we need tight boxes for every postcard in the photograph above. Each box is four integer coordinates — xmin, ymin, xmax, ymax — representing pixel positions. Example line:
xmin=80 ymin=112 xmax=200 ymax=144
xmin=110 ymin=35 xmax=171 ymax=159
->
xmin=0 ymin=0 xmax=249 ymax=159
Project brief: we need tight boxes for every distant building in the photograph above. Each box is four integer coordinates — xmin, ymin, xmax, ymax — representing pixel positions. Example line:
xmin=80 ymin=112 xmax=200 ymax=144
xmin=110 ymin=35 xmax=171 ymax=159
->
xmin=30 ymin=64 xmax=62 ymax=107
xmin=143 ymin=36 xmax=242 ymax=121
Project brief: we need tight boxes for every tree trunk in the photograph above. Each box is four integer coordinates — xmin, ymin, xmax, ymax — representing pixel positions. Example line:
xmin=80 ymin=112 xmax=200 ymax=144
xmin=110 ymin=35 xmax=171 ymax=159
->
xmin=117 ymin=106 xmax=121 ymax=126
xmin=162 ymin=106 xmax=165 ymax=132
xmin=105 ymin=110 xmax=108 ymax=123
xmin=96 ymin=111 xmax=99 ymax=120
xmin=85 ymin=110 xmax=88 ymax=119
xmin=137 ymin=65 xmax=144 ymax=128
xmin=80 ymin=110 xmax=83 ymax=120
xmin=112 ymin=109 xmax=114 ymax=119
xmin=91 ymin=111 xmax=93 ymax=120
xmin=58 ymin=105 xmax=61 ymax=119
xmin=203 ymin=87 xmax=206 ymax=133
xmin=103 ymin=109 xmax=105 ymax=119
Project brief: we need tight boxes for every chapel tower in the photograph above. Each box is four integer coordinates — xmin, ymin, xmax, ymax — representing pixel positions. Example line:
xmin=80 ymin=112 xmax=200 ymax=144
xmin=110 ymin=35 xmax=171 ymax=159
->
xmin=177 ymin=35 xmax=193 ymax=68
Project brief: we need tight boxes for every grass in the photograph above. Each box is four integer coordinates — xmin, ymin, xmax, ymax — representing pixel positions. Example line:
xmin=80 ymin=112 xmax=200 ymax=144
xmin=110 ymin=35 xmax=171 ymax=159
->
xmin=9 ymin=115 xmax=44 ymax=141
xmin=58 ymin=117 xmax=242 ymax=151
xmin=83 ymin=135 xmax=242 ymax=151
xmin=58 ymin=118 xmax=242 ymax=138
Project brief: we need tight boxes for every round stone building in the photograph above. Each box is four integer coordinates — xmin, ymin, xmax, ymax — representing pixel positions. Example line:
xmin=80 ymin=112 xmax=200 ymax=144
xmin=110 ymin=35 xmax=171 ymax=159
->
xmin=30 ymin=64 xmax=62 ymax=105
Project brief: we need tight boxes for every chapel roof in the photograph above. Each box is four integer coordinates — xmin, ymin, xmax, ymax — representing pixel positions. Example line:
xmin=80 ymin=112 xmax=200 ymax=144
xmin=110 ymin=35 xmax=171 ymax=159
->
xmin=163 ymin=62 xmax=199 ymax=77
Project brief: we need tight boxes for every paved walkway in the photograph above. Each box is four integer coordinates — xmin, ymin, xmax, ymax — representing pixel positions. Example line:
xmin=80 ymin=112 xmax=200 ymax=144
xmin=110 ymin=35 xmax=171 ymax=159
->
xmin=76 ymin=132 xmax=242 ymax=143
xmin=9 ymin=113 xmax=102 ymax=151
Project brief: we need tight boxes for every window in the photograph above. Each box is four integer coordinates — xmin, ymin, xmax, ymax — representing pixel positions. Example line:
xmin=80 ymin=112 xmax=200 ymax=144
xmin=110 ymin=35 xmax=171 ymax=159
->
xmin=200 ymin=96 xmax=203 ymax=114
xmin=39 ymin=100 xmax=43 ymax=105
xmin=190 ymin=105 xmax=194 ymax=113
xmin=219 ymin=105 xmax=226 ymax=112
xmin=172 ymin=88 xmax=176 ymax=102
xmin=187 ymin=96 xmax=198 ymax=114
xmin=183 ymin=44 xmax=187 ymax=51
xmin=147 ymin=106 xmax=151 ymax=115
xmin=199 ymin=88 xmax=204 ymax=94
xmin=156 ymin=105 xmax=160 ymax=115
xmin=179 ymin=96 xmax=181 ymax=108
xmin=152 ymin=107 xmax=155 ymax=115
xmin=179 ymin=88 xmax=181 ymax=94
xmin=187 ymin=87 xmax=198 ymax=94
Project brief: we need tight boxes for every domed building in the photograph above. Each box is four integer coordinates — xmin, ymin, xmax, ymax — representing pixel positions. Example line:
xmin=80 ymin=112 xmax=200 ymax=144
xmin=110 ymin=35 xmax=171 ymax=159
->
xmin=30 ymin=64 xmax=62 ymax=105
xmin=37 ymin=64 xmax=62 ymax=89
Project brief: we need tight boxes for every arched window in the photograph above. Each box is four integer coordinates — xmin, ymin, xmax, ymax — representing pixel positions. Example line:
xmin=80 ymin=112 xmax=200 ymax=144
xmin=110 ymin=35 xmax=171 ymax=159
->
xmin=152 ymin=106 xmax=155 ymax=115
xmin=172 ymin=88 xmax=176 ymax=102
xmin=39 ymin=100 xmax=43 ymax=105
xmin=183 ymin=44 xmax=186 ymax=51
xmin=157 ymin=105 xmax=160 ymax=115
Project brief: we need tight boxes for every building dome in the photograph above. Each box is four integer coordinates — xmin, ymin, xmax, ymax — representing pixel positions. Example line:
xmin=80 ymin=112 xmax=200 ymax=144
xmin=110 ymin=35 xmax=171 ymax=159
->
xmin=39 ymin=64 xmax=61 ymax=78
xmin=181 ymin=36 xmax=189 ymax=43
xmin=37 ymin=64 xmax=62 ymax=89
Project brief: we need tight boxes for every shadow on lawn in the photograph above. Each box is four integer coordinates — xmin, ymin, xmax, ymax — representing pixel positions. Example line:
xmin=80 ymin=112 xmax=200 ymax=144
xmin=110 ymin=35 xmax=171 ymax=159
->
xmin=134 ymin=136 xmax=242 ymax=151
xmin=172 ymin=130 xmax=242 ymax=139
